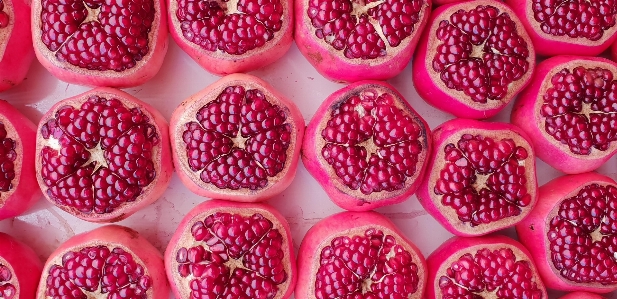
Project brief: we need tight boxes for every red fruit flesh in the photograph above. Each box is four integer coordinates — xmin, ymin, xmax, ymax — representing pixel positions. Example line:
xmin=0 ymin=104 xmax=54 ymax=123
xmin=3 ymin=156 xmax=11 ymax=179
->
xmin=296 ymin=211 xmax=427 ymax=299
xmin=0 ymin=0 xmax=34 ymax=91
xmin=413 ymin=0 xmax=535 ymax=119
xmin=0 ymin=233 xmax=43 ymax=299
xmin=302 ymin=81 xmax=431 ymax=211
xmin=559 ymin=292 xmax=607 ymax=299
xmin=426 ymin=235 xmax=547 ymax=299
xmin=417 ymin=119 xmax=538 ymax=236
xmin=35 ymin=88 xmax=173 ymax=223
xmin=165 ymin=200 xmax=296 ymax=299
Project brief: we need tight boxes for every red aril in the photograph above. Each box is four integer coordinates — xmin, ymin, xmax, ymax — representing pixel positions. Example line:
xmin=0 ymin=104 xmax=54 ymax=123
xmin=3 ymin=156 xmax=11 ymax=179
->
xmin=0 ymin=232 xmax=43 ymax=299
xmin=170 ymin=73 xmax=304 ymax=202
xmin=0 ymin=0 xmax=34 ymax=91
xmin=511 ymin=56 xmax=617 ymax=175
xmin=167 ymin=0 xmax=293 ymax=75
xmin=36 ymin=225 xmax=168 ymax=299
xmin=516 ymin=172 xmax=617 ymax=293
xmin=505 ymin=0 xmax=617 ymax=57
xmin=165 ymin=199 xmax=296 ymax=299
xmin=35 ymin=88 xmax=173 ymax=223
xmin=412 ymin=0 xmax=535 ymax=119
xmin=417 ymin=118 xmax=538 ymax=236
xmin=559 ymin=292 xmax=607 ymax=299
xmin=302 ymin=81 xmax=431 ymax=211
xmin=296 ymin=211 xmax=427 ymax=299
xmin=426 ymin=235 xmax=547 ymax=299
xmin=31 ymin=0 xmax=168 ymax=87
xmin=294 ymin=0 xmax=431 ymax=82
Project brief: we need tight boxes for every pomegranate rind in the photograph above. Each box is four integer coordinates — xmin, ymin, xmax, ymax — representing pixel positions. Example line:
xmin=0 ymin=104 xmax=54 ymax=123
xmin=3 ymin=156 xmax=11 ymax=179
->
xmin=36 ymin=225 xmax=169 ymax=299
xmin=511 ymin=56 xmax=617 ymax=175
xmin=417 ymin=118 xmax=538 ymax=236
xmin=30 ymin=0 xmax=168 ymax=88
xmin=34 ymin=87 xmax=173 ymax=223
xmin=505 ymin=0 xmax=617 ymax=57
xmin=296 ymin=211 xmax=427 ymax=299
xmin=516 ymin=172 xmax=617 ymax=293
xmin=164 ymin=199 xmax=297 ymax=299
xmin=0 ymin=100 xmax=40 ymax=220
xmin=412 ymin=0 xmax=536 ymax=119
xmin=302 ymin=80 xmax=431 ymax=211
xmin=426 ymin=235 xmax=547 ymax=299
xmin=0 ymin=0 xmax=34 ymax=91
xmin=558 ymin=292 xmax=607 ymax=299
xmin=0 ymin=232 xmax=43 ymax=299
xmin=294 ymin=0 xmax=431 ymax=82
xmin=167 ymin=0 xmax=293 ymax=75
xmin=169 ymin=73 xmax=304 ymax=202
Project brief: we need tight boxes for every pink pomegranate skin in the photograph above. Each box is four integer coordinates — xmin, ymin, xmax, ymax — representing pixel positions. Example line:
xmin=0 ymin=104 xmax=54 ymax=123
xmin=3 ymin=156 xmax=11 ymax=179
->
xmin=516 ymin=172 xmax=617 ymax=293
xmin=0 ymin=232 xmax=43 ymax=299
xmin=0 ymin=0 xmax=34 ymax=91
xmin=426 ymin=235 xmax=547 ymax=299
xmin=296 ymin=211 xmax=427 ymax=299
xmin=558 ymin=292 xmax=607 ymax=299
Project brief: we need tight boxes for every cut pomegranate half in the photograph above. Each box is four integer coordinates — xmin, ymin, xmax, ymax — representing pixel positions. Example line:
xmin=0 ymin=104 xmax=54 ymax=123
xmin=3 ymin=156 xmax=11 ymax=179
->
xmin=35 ymin=88 xmax=173 ymax=223
xmin=170 ymin=73 xmax=304 ymax=202
xmin=517 ymin=172 xmax=617 ymax=293
xmin=426 ymin=235 xmax=547 ymax=299
xmin=0 ymin=0 xmax=34 ymax=91
xmin=165 ymin=199 xmax=296 ymax=299
xmin=417 ymin=119 xmax=538 ymax=236
xmin=0 ymin=232 xmax=43 ymax=299
xmin=296 ymin=211 xmax=427 ymax=299
xmin=559 ymin=292 xmax=607 ymax=299
xmin=302 ymin=80 xmax=431 ymax=211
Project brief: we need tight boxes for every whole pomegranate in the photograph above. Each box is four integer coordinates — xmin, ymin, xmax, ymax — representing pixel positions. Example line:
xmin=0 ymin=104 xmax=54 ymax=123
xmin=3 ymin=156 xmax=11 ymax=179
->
xmin=296 ymin=211 xmax=427 ymax=299
xmin=36 ymin=225 xmax=168 ymax=299
xmin=302 ymin=80 xmax=431 ymax=211
xmin=412 ymin=0 xmax=535 ymax=119
xmin=511 ymin=56 xmax=617 ymax=175
xmin=294 ymin=0 xmax=431 ymax=82
xmin=505 ymin=0 xmax=617 ymax=56
xmin=170 ymin=74 xmax=304 ymax=202
xmin=0 ymin=0 xmax=34 ymax=91
xmin=31 ymin=0 xmax=168 ymax=87
xmin=559 ymin=292 xmax=607 ymax=299
xmin=426 ymin=235 xmax=547 ymax=299
xmin=35 ymin=88 xmax=173 ymax=223
xmin=417 ymin=118 xmax=538 ymax=236
xmin=165 ymin=199 xmax=296 ymax=299
xmin=0 ymin=232 xmax=43 ymax=299
xmin=516 ymin=172 xmax=617 ymax=293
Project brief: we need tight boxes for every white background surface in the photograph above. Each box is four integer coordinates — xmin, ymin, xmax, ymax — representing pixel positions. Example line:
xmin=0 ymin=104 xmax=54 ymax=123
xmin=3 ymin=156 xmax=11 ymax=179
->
xmin=1 ymin=39 xmax=616 ymax=298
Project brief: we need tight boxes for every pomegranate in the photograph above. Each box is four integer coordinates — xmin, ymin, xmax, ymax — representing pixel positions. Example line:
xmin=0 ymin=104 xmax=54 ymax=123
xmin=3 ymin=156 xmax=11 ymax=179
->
xmin=558 ymin=292 xmax=607 ymax=299
xmin=0 ymin=232 xmax=43 ymax=299
xmin=416 ymin=118 xmax=538 ymax=236
xmin=294 ymin=0 xmax=431 ymax=82
xmin=426 ymin=235 xmax=547 ymax=299
xmin=165 ymin=199 xmax=296 ymax=299
xmin=169 ymin=74 xmax=304 ymax=202
xmin=0 ymin=100 xmax=40 ymax=221
xmin=516 ymin=172 xmax=617 ymax=293
xmin=505 ymin=0 xmax=617 ymax=57
xmin=35 ymin=87 xmax=173 ymax=223
xmin=31 ymin=0 xmax=168 ymax=87
xmin=302 ymin=81 xmax=431 ymax=211
xmin=296 ymin=211 xmax=427 ymax=299
xmin=0 ymin=0 xmax=34 ymax=91
xmin=36 ymin=225 xmax=168 ymax=299
xmin=167 ymin=0 xmax=293 ymax=75
xmin=511 ymin=56 xmax=617 ymax=175
xmin=412 ymin=0 xmax=535 ymax=119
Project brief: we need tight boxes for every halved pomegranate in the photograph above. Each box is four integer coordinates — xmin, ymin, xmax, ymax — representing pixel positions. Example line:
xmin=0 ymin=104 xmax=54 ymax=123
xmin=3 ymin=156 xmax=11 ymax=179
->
xmin=31 ymin=0 xmax=168 ymax=87
xmin=0 ymin=232 xmax=43 ymax=299
xmin=302 ymin=80 xmax=431 ymax=211
xmin=36 ymin=225 xmax=168 ymax=299
xmin=516 ymin=172 xmax=617 ymax=293
xmin=0 ymin=0 xmax=34 ymax=91
xmin=296 ymin=211 xmax=426 ymax=299
xmin=417 ymin=118 xmax=538 ymax=236
xmin=505 ymin=0 xmax=617 ymax=56
xmin=294 ymin=0 xmax=431 ymax=82
xmin=170 ymin=73 xmax=304 ymax=202
xmin=413 ymin=0 xmax=535 ymax=119
xmin=35 ymin=87 xmax=173 ymax=223
xmin=512 ymin=56 xmax=617 ymax=175
xmin=426 ymin=235 xmax=547 ymax=299
xmin=168 ymin=0 xmax=293 ymax=75
xmin=165 ymin=199 xmax=296 ymax=299
xmin=559 ymin=292 xmax=607 ymax=299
